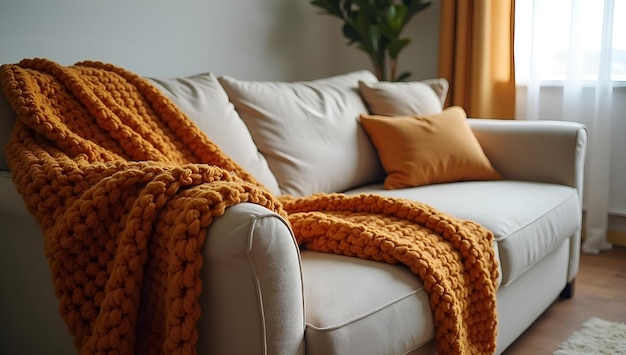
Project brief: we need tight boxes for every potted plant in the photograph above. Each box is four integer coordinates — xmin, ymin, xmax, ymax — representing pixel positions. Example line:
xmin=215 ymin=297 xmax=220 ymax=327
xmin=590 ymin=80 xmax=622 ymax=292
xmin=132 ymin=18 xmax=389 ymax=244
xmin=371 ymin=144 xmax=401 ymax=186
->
xmin=310 ymin=0 xmax=432 ymax=81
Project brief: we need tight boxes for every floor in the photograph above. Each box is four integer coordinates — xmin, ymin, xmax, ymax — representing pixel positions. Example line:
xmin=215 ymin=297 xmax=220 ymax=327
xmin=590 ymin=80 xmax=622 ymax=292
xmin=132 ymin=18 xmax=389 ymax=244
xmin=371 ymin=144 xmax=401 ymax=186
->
xmin=503 ymin=245 xmax=626 ymax=354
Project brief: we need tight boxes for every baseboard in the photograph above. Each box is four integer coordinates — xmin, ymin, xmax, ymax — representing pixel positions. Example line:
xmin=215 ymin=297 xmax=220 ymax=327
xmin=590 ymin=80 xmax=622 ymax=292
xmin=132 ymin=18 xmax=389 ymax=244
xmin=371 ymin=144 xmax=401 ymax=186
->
xmin=581 ymin=212 xmax=626 ymax=247
xmin=581 ymin=228 xmax=626 ymax=247
xmin=608 ymin=230 xmax=626 ymax=247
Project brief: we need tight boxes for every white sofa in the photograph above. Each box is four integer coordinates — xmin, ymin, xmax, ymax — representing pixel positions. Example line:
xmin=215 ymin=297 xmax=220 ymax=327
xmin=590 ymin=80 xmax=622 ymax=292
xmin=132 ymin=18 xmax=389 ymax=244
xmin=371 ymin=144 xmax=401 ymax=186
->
xmin=0 ymin=68 xmax=587 ymax=354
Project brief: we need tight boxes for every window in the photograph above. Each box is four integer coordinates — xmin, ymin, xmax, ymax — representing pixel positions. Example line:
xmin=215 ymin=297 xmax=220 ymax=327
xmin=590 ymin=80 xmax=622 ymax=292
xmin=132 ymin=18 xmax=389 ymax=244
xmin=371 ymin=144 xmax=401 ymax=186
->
xmin=515 ymin=0 xmax=626 ymax=84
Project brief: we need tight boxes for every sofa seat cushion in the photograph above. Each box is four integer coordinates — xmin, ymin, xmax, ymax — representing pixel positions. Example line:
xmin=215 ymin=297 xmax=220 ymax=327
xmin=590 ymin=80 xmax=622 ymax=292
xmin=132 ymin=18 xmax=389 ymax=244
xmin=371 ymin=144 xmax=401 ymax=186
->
xmin=301 ymin=250 xmax=436 ymax=355
xmin=346 ymin=180 xmax=581 ymax=286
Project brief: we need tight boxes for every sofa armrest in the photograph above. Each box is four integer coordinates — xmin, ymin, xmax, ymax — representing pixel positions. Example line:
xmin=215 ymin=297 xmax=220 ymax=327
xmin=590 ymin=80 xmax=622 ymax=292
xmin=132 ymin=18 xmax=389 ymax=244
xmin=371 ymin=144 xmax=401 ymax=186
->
xmin=468 ymin=119 xmax=587 ymax=195
xmin=1 ymin=171 xmax=305 ymax=354
xmin=469 ymin=119 xmax=588 ymax=283
xmin=0 ymin=171 xmax=77 ymax=354
xmin=198 ymin=203 xmax=305 ymax=355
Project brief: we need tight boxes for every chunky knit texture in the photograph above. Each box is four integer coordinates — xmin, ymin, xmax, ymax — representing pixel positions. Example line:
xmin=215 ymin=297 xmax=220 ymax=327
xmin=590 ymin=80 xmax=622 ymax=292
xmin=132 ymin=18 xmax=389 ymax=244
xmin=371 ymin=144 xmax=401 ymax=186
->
xmin=1 ymin=58 xmax=499 ymax=355
xmin=282 ymin=193 xmax=499 ymax=354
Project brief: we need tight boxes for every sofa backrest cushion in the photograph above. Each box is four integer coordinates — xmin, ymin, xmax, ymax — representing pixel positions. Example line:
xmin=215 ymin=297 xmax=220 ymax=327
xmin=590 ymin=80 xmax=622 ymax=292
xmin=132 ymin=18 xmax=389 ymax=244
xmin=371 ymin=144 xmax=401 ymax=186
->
xmin=358 ymin=78 xmax=449 ymax=117
xmin=149 ymin=73 xmax=281 ymax=195
xmin=219 ymin=71 xmax=385 ymax=196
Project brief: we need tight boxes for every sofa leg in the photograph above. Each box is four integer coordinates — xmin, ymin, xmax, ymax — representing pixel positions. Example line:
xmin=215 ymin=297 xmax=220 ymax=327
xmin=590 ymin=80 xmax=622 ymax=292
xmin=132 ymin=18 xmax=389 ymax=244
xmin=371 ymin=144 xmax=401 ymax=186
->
xmin=560 ymin=280 xmax=575 ymax=299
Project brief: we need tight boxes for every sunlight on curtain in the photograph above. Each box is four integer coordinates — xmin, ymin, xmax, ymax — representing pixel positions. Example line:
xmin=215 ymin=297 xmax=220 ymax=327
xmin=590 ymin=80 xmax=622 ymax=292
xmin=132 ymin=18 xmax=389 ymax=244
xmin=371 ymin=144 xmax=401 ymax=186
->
xmin=438 ymin=0 xmax=516 ymax=119
xmin=515 ymin=0 xmax=624 ymax=254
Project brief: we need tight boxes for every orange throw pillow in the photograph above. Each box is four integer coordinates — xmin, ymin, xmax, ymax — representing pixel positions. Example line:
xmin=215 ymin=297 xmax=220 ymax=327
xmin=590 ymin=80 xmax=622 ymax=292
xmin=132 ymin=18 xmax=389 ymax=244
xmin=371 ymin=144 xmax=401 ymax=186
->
xmin=360 ymin=106 xmax=502 ymax=189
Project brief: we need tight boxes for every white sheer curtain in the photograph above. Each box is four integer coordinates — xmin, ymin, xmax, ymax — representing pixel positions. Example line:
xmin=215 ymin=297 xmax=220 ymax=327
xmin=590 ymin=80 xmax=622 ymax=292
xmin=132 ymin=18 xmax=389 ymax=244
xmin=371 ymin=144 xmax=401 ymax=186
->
xmin=515 ymin=0 xmax=621 ymax=254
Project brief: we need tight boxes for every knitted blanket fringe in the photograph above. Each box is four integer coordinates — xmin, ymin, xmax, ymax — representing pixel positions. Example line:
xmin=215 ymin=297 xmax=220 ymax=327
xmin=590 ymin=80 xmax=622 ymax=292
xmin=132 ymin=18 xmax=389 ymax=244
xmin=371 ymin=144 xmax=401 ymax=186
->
xmin=1 ymin=58 xmax=499 ymax=355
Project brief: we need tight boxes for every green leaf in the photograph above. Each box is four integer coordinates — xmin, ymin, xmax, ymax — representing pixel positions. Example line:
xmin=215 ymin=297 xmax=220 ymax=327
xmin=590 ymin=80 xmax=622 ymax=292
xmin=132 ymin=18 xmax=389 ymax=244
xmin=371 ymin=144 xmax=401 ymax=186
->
xmin=405 ymin=0 xmax=432 ymax=22
xmin=385 ymin=5 xmax=407 ymax=32
xmin=342 ymin=23 xmax=361 ymax=45
xmin=367 ymin=24 xmax=382 ymax=53
xmin=389 ymin=38 xmax=410 ymax=59
xmin=310 ymin=0 xmax=342 ymax=17
xmin=310 ymin=0 xmax=431 ymax=81
xmin=396 ymin=71 xmax=412 ymax=82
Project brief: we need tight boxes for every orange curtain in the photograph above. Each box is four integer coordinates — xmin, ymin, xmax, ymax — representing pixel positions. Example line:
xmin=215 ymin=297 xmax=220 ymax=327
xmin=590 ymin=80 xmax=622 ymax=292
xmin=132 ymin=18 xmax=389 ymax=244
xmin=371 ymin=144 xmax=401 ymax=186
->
xmin=438 ymin=0 xmax=516 ymax=119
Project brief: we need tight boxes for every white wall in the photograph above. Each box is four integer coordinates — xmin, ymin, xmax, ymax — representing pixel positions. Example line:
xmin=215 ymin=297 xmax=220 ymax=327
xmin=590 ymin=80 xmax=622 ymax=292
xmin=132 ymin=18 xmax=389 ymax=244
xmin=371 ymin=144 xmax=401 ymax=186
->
xmin=0 ymin=0 xmax=441 ymax=81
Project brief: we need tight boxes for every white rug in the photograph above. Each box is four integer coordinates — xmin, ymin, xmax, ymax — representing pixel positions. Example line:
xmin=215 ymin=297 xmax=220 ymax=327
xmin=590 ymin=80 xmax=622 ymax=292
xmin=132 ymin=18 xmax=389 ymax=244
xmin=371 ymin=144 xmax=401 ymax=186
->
xmin=554 ymin=317 xmax=626 ymax=354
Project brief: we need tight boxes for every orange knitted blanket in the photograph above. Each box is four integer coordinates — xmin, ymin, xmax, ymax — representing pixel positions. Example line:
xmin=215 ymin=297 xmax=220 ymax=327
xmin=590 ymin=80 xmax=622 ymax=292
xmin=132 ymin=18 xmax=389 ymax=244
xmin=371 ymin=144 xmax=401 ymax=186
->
xmin=1 ymin=59 xmax=499 ymax=355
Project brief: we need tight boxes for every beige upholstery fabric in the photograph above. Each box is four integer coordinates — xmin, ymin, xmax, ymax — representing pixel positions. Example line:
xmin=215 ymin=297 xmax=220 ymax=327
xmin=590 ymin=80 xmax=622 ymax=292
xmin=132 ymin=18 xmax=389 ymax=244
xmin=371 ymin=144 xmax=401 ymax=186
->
xmin=219 ymin=71 xmax=385 ymax=196
xmin=495 ymin=242 xmax=569 ymax=353
xmin=301 ymin=251 xmax=436 ymax=355
xmin=149 ymin=74 xmax=281 ymax=195
xmin=0 ymin=172 xmax=76 ymax=354
xmin=358 ymin=78 xmax=448 ymax=116
xmin=198 ymin=203 xmax=305 ymax=355
xmin=469 ymin=119 xmax=588 ymax=282
xmin=0 ymin=94 xmax=16 ymax=171
xmin=347 ymin=180 xmax=580 ymax=286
